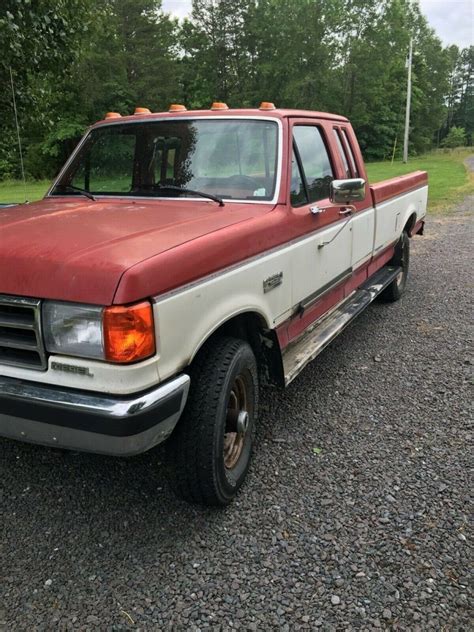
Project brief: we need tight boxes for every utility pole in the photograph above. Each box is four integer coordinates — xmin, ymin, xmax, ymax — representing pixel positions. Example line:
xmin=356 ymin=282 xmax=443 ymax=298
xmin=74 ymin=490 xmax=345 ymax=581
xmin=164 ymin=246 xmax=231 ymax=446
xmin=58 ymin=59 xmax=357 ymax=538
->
xmin=403 ymin=37 xmax=413 ymax=163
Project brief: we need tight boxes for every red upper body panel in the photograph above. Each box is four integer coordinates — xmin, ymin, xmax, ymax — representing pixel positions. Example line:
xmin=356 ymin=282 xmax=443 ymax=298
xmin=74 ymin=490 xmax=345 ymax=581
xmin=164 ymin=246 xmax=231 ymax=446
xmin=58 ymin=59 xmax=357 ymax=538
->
xmin=0 ymin=108 xmax=427 ymax=306
xmin=370 ymin=171 xmax=428 ymax=205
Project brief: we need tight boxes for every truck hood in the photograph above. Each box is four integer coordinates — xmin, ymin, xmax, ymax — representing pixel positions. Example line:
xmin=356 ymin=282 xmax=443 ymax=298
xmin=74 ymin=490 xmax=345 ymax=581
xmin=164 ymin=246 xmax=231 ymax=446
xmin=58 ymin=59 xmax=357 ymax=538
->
xmin=0 ymin=196 xmax=262 ymax=304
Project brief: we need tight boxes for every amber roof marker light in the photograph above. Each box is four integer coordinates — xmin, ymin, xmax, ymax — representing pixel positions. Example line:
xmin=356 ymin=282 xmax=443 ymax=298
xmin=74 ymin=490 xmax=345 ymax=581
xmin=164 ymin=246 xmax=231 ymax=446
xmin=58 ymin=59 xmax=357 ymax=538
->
xmin=259 ymin=102 xmax=276 ymax=110
xmin=105 ymin=112 xmax=122 ymax=119
xmin=134 ymin=107 xmax=151 ymax=115
xmin=210 ymin=102 xmax=229 ymax=110
xmin=169 ymin=104 xmax=187 ymax=112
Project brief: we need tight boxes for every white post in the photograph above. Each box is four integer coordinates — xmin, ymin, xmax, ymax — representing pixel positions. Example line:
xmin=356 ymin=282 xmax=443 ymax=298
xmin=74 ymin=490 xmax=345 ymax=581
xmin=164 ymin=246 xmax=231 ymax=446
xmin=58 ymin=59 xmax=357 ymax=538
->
xmin=403 ymin=38 xmax=413 ymax=164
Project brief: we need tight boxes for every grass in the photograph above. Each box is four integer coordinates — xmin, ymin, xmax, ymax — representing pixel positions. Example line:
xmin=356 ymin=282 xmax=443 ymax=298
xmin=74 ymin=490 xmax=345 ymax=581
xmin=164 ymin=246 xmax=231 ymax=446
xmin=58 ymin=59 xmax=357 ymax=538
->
xmin=1 ymin=149 xmax=472 ymax=211
xmin=366 ymin=148 xmax=473 ymax=212
xmin=0 ymin=179 xmax=51 ymax=204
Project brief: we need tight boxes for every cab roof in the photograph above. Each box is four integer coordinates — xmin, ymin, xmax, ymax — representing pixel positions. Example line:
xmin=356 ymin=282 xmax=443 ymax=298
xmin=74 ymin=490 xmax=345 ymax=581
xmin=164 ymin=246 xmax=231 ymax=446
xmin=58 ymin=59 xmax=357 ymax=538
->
xmin=92 ymin=107 xmax=349 ymax=128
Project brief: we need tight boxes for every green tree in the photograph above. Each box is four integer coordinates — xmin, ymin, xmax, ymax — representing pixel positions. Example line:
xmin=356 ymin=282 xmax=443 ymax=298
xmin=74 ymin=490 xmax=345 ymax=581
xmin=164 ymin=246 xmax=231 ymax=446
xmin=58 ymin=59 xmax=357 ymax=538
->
xmin=244 ymin=0 xmax=341 ymax=110
xmin=27 ymin=0 xmax=182 ymax=177
xmin=0 ymin=0 xmax=467 ymax=178
xmin=407 ymin=5 xmax=451 ymax=154
xmin=181 ymin=0 xmax=452 ymax=159
xmin=451 ymin=47 xmax=473 ymax=144
xmin=0 ymin=0 xmax=95 ymax=178
xmin=180 ymin=0 xmax=253 ymax=107
xmin=441 ymin=126 xmax=466 ymax=148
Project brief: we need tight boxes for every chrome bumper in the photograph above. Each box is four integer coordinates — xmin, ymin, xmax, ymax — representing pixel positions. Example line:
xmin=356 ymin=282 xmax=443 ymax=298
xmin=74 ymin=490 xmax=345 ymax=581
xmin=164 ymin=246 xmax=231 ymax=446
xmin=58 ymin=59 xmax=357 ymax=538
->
xmin=0 ymin=374 xmax=190 ymax=456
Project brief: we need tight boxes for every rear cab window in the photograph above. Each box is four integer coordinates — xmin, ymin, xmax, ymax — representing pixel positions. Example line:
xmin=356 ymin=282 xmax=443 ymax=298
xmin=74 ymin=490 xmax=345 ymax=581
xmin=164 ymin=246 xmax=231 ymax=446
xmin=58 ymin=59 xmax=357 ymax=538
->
xmin=333 ymin=128 xmax=351 ymax=179
xmin=340 ymin=128 xmax=360 ymax=177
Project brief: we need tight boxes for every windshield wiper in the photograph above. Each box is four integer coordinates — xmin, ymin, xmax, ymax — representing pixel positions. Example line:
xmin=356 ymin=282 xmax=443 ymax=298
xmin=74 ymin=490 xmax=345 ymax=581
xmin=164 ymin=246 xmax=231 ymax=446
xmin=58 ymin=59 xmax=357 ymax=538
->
xmin=53 ymin=184 xmax=96 ymax=201
xmin=155 ymin=184 xmax=224 ymax=207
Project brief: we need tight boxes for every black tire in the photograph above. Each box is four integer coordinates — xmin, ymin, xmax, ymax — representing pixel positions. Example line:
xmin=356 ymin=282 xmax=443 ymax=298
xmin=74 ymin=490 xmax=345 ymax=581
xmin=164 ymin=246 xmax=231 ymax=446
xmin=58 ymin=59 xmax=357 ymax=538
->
xmin=170 ymin=336 xmax=258 ymax=506
xmin=380 ymin=231 xmax=410 ymax=302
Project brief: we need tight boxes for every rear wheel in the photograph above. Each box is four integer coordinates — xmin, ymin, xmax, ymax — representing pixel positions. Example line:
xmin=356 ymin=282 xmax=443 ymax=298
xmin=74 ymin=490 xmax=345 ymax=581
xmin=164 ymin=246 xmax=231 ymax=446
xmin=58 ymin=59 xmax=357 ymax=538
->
xmin=170 ymin=337 xmax=258 ymax=506
xmin=380 ymin=231 xmax=410 ymax=302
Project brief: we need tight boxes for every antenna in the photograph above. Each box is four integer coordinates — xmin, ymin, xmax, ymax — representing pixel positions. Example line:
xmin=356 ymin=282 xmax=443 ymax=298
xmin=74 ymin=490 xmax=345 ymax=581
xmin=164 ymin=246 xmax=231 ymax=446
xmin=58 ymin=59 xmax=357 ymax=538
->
xmin=9 ymin=66 xmax=28 ymax=203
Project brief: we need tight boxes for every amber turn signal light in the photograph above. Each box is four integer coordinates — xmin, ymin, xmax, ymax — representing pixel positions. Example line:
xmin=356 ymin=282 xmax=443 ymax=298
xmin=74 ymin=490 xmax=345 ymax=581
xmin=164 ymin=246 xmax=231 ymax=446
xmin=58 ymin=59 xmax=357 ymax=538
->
xmin=105 ymin=112 xmax=122 ymax=119
xmin=103 ymin=301 xmax=155 ymax=363
xmin=134 ymin=107 xmax=151 ymax=115
xmin=259 ymin=101 xmax=276 ymax=110
xmin=211 ymin=102 xmax=229 ymax=110
xmin=169 ymin=104 xmax=187 ymax=112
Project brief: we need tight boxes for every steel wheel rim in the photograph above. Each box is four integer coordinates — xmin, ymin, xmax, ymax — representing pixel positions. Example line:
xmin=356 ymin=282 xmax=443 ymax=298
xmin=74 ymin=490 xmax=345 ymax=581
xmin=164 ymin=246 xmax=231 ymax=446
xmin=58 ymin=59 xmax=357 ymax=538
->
xmin=396 ymin=269 xmax=404 ymax=287
xmin=396 ymin=237 xmax=408 ymax=287
xmin=224 ymin=374 xmax=248 ymax=470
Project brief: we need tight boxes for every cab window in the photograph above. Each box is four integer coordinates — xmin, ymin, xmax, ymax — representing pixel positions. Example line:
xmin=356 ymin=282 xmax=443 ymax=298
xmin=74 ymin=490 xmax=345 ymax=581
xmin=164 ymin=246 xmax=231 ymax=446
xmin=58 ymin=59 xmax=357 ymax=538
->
xmin=341 ymin=128 xmax=359 ymax=177
xmin=292 ymin=126 xmax=334 ymax=203
xmin=333 ymin=129 xmax=351 ymax=178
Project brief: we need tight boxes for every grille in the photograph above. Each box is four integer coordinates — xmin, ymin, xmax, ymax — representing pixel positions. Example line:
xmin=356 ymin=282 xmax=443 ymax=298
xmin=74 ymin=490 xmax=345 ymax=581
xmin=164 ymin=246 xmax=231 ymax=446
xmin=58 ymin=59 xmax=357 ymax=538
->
xmin=0 ymin=295 xmax=47 ymax=370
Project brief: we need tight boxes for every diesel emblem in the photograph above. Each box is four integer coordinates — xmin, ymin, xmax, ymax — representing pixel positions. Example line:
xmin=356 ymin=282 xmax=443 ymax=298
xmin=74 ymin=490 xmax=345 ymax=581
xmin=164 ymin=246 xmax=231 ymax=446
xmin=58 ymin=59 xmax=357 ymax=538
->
xmin=51 ymin=362 xmax=94 ymax=378
xmin=263 ymin=272 xmax=283 ymax=293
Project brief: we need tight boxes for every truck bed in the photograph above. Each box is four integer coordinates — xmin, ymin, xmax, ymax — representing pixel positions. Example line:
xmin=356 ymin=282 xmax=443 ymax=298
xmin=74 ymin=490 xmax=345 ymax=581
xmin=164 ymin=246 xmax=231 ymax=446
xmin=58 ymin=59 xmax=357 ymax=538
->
xmin=370 ymin=170 xmax=428 ymax=205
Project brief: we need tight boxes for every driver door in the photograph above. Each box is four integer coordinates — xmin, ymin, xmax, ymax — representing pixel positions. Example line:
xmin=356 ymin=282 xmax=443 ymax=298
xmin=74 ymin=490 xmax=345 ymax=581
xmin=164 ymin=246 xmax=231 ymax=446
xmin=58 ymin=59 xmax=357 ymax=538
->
xmin=287 ymin=121 xmax=353 ymax=340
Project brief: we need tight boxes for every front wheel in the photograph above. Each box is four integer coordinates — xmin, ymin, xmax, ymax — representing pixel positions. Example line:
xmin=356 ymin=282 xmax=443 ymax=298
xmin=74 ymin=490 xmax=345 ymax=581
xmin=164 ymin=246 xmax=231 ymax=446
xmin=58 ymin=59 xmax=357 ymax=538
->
xmin=170 ymin=337 xmax=258 ymax=506
xmin=380 ymin=231 xmax=410 ymax=302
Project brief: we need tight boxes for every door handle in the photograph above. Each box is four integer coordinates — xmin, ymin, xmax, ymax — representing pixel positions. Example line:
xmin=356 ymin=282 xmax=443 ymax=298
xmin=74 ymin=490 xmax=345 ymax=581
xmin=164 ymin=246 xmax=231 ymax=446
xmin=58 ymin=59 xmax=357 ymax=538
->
xmin=339 ymin=208 xmax=353 ymax=216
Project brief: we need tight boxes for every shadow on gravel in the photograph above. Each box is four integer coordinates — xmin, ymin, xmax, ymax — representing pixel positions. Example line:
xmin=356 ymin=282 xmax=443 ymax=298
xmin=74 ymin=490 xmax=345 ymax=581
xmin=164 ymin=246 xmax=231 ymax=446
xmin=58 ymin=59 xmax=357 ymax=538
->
xmin=1 ymin=438 xmax=221 ymax=537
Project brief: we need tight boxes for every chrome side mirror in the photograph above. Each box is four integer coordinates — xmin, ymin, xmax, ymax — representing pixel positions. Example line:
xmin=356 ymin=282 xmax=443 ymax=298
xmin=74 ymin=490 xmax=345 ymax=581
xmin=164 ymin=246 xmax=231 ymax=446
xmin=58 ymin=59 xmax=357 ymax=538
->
xmin=330 ymin=178 xmax=366 ymax=204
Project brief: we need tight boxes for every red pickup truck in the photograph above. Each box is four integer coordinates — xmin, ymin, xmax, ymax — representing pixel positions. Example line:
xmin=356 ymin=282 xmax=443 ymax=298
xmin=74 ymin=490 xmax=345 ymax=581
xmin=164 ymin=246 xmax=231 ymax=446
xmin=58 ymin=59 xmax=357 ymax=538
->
xmin=0 ymin=103 xmax=427 ymax=505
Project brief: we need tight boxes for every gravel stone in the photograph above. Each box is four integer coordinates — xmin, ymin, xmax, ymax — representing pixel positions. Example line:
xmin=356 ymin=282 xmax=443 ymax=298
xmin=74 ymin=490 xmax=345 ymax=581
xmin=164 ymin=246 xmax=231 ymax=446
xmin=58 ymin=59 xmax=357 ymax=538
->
xmin=0 ymin=197 xmax=472 ymax=629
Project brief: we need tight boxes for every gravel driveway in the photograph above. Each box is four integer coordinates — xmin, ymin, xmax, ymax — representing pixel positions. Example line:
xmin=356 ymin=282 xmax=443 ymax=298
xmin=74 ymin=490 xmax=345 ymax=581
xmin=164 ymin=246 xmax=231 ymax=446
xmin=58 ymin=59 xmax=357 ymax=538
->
xmin=1 ymin=198 xmax=472 ymax=631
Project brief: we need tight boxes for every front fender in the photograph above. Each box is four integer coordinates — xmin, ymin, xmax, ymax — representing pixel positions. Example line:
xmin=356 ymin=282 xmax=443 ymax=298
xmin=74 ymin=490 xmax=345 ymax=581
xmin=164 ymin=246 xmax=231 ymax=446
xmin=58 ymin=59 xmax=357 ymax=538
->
xmin=152 ymin=250 xmax=293 ymax=381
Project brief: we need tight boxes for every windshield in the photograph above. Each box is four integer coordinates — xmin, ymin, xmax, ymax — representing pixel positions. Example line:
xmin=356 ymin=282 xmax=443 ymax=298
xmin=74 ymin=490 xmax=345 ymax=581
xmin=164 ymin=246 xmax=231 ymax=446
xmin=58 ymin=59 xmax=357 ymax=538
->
xmin=52 ymin=119 xmax=279 ymax=202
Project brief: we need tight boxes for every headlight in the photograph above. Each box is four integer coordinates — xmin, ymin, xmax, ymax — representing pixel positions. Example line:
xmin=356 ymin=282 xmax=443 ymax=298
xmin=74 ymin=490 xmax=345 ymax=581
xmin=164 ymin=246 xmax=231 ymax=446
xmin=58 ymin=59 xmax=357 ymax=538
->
xmin=43 ymin=302 xmax=104 ymax=359
xmin=42 ymin=300 xmax=155 ymax=363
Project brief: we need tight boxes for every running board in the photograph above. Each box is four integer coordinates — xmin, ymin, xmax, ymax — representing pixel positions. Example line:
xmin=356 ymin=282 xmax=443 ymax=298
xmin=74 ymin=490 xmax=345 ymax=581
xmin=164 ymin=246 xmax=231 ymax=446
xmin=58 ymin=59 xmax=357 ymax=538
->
xmin=282 ymin=265 xmax=401 ymax=385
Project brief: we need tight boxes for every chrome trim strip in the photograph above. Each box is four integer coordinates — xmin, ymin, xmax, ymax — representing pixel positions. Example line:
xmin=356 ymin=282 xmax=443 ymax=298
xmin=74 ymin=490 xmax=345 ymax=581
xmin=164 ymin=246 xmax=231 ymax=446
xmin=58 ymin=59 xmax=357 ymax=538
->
xmin=47 ymin=116 xmax=284 ymax=206
xmin=0 ymin=374 xmax=190 ymax=456
xmin=282 ymin=265 xmax=402 ymax=385
xmin=297 ymin=268 xmax=353 ymax=315
xmin=0 ymin=373 xmax=189 ymax=420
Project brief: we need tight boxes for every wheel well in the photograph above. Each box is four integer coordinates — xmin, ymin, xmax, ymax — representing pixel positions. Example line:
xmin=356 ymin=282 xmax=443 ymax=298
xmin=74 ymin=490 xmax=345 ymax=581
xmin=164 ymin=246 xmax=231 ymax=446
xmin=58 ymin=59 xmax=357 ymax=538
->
xmin=193 ymin=312 xmax=285 ymax=387
xmin=404 ymin=213 xmax=417 ymax=236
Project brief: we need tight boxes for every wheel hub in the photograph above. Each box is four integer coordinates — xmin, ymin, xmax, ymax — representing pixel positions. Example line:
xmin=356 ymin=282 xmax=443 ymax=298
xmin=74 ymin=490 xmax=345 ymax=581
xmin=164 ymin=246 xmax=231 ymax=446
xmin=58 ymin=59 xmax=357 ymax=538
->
xmin=236 ymin=410 xmax=249 ymax=434
xmin=223 ymin=374 xmax=249 ymax=470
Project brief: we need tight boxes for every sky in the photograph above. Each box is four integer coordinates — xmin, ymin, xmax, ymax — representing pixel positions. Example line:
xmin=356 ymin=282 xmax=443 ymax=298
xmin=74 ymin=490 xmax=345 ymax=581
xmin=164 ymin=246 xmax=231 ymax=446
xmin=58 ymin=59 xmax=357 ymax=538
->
xmin=419 ymin=0 xmax=473 ymax=48
xmin=161 ymin=0 xmax=474 ymax=49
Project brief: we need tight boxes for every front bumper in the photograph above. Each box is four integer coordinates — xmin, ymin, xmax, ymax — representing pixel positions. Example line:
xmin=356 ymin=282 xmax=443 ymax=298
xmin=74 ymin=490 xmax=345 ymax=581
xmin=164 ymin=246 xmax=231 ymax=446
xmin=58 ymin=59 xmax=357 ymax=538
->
xmin=0 ymin=374 xmax=190 ymax=456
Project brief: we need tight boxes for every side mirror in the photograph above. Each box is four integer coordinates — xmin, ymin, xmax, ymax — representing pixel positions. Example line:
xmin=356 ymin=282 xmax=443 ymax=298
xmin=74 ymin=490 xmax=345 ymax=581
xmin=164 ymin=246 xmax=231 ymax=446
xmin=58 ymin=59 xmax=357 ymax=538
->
xmin=330 ymin=178 xmax=366 ymax=204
